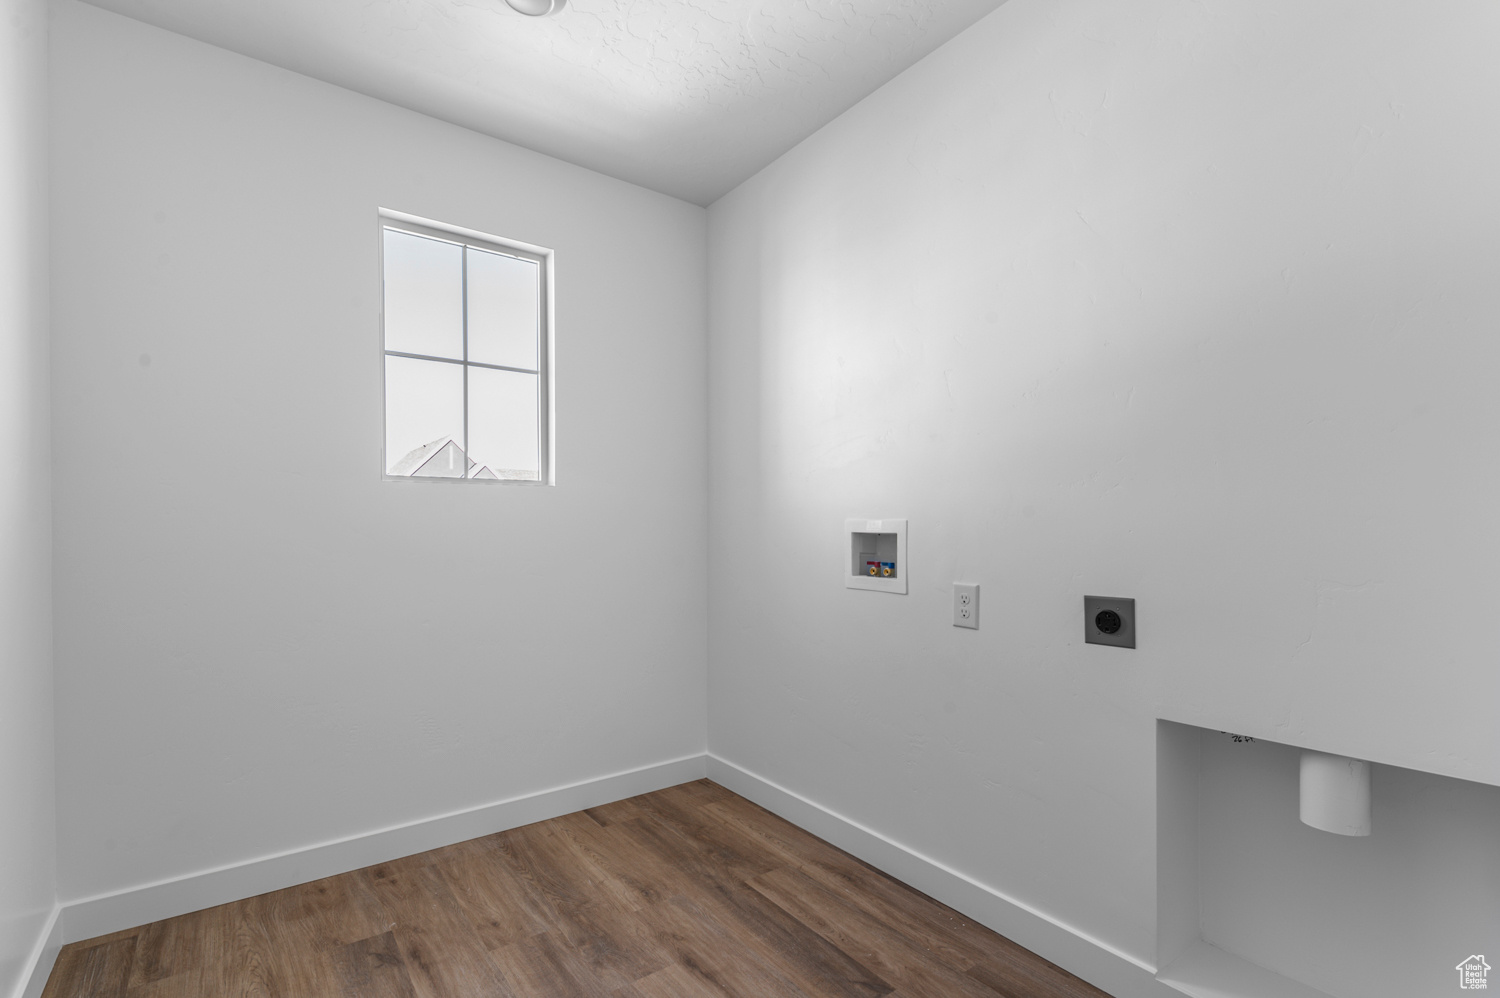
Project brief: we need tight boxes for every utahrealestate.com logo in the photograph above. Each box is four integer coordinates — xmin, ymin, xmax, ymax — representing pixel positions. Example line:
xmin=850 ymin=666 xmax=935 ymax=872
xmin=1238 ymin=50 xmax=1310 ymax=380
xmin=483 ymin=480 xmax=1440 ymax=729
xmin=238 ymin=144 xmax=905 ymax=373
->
xmin=1458 ymin=955 xmax=1491 ymax=990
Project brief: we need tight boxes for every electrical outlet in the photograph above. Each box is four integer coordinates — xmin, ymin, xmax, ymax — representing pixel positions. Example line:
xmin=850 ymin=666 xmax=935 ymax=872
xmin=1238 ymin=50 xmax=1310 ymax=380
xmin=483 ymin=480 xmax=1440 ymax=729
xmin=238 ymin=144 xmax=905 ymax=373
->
xmin=1084 ymin=595 xmax=1135 ymax=648
xmin=953 ymin=583 xmax=979 ymax=629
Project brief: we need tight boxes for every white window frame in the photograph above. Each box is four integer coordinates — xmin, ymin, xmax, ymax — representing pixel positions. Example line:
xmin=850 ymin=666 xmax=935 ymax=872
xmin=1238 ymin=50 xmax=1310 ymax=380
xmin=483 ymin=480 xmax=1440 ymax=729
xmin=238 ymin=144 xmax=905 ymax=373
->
xmin=378 ymin=208 xmax=555 ymax=485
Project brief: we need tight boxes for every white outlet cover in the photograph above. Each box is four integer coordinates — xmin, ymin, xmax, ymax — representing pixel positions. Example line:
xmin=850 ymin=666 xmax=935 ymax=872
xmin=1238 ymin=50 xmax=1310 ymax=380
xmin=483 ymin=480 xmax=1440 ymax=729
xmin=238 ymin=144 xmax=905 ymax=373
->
xmin=953 ymin=583 xmax=979 ymax=629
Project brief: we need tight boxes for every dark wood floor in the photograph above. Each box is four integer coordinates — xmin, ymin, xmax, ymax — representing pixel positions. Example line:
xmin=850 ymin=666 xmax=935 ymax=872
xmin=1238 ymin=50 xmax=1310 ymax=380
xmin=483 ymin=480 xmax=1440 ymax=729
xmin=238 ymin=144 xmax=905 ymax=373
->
xmin=43 ymin=780 xmax=1112 ymax=998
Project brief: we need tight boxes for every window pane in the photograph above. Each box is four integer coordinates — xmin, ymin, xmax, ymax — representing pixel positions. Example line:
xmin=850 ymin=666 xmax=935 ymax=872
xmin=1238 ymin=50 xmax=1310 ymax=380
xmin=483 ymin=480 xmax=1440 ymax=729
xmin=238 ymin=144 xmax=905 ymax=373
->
xmin=385 ymin=355 xmax=465 ymax=476
xmin=383 ymin=228 xmax=463 ymax=361
xmin=467 ymin=248 xmax=538 ymax=371
xmin=468 ymin=367 xmax=538 ymax=480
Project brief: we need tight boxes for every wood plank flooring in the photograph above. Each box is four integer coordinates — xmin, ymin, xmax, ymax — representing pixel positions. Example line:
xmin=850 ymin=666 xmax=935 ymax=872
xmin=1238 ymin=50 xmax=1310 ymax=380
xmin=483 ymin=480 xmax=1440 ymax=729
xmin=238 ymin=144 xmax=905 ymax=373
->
xmin=42 ymin=780 xmax=1113 ymax=998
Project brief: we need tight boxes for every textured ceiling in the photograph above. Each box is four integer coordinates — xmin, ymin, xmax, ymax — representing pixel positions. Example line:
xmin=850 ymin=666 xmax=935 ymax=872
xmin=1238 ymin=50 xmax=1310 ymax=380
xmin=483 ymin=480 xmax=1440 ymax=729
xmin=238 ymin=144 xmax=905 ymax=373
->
xmin=78 ymin=0 xmax=1008 ymax=204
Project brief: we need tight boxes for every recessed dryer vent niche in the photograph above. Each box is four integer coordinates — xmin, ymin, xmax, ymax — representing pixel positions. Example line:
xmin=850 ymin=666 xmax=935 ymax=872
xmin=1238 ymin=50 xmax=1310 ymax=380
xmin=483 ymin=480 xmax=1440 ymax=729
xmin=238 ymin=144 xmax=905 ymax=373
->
xmin=845 ymin=519 xmax=906 ymax=594
xmin=1156 ymin=720 xmax=1500 ymax=998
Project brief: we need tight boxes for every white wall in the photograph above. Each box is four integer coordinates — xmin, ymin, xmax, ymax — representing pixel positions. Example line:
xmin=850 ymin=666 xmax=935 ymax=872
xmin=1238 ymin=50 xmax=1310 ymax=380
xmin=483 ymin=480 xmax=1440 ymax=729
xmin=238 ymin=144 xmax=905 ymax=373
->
xmin=51 ymin=0 xmax=707 ymax=903
xmin=0 ymin=0 xmax=56 ymax=993
xmin=709 ymin=0 xmax=1500 ymax=974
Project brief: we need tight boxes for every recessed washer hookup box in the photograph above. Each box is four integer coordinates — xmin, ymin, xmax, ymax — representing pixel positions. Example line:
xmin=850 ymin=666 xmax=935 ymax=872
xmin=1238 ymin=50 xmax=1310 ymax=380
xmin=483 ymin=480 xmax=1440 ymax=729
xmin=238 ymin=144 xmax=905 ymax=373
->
xmin=846 ymin=519 xmax=906 ymax=594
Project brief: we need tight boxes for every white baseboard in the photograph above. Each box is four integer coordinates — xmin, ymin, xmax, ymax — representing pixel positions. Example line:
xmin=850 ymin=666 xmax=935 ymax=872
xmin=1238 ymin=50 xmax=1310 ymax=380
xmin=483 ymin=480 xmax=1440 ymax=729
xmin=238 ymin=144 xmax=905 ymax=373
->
xmin=58 ymin=753 xmax=708 ymax=945
xmin=11 ymin=904 xmax=62 ymax=998
xmin=42 ymin=751 xmax=1204 ymax=998
xmin=706 ymin=753 xmax=1182 ymax=998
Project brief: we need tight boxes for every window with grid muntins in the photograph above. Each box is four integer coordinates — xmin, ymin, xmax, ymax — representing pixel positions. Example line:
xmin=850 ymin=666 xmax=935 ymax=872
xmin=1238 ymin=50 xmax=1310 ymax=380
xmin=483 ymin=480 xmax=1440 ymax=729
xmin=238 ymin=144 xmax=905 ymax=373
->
xmin=381 ymin=215 xmax=551 ymax=482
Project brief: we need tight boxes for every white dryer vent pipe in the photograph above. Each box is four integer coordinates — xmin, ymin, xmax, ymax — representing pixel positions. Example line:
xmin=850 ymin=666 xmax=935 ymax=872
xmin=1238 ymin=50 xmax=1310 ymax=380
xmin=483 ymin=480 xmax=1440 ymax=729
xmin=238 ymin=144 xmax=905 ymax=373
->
xmin=505 ymin=0 xmax=566 ymax=15
xmin=1299 ymin=750 xmax=1371 ymax=836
